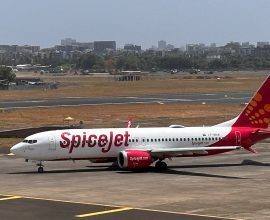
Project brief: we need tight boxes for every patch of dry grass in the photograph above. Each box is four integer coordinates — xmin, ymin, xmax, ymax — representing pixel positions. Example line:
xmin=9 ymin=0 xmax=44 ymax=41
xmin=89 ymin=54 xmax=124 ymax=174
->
xmin=0 ymin=103 xmax=242 ymax=129
xmin=0 ymin=73 xmax=266 ymax=101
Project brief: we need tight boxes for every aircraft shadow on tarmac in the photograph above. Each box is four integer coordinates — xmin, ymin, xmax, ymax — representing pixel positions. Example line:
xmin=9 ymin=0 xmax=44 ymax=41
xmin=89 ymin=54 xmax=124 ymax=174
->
xmin=8 ymin=166 xmax=118 ymax=175
xmin=8 ymin=160 xmax=269 ymax=179
xmin=168 ymin=159 xmax=270 ymax=169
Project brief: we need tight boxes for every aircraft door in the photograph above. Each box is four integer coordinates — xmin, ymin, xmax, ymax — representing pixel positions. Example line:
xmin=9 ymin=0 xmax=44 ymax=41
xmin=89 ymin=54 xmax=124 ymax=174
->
xmin=48 ymin=136 xmax=56 ymax=151
xmin=235 ymin=131 xmax=241 ymax=146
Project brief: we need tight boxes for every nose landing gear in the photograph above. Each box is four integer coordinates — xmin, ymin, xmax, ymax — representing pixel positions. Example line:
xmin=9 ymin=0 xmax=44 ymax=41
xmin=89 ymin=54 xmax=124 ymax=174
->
xmin=36 ymin=161 xmax=44 ymax=173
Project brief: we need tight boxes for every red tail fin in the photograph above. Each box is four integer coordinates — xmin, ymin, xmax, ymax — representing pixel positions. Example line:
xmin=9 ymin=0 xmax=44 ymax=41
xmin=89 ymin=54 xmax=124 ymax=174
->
xmin=233 ymin=75 xmax=270 ymax=128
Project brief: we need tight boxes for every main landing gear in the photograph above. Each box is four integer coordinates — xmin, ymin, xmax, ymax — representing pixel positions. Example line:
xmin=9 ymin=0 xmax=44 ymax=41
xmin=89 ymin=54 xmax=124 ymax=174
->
xmin=155 ymin=160 xmax=168 ymax=170
xmin=37 ymin=161 xmax=44 ymax=173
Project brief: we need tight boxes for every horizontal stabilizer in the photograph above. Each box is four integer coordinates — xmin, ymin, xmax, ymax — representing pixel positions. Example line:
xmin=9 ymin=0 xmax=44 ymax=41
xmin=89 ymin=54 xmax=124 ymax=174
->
xmin=254 ymin=129 xmax=270 ymax=135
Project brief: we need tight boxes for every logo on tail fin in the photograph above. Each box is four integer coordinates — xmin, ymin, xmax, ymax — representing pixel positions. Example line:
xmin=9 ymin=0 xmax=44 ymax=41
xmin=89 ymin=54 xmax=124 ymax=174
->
xmin=233 ymin=76 xmax=270 ymax=128
xmin=243 ymin=92 xmax=270 ymax=126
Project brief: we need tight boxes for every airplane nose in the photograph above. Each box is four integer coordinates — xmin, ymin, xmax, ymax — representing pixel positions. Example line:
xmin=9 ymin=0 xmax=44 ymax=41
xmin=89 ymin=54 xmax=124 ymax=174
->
xmin=10 ymin=144 xmax=24 ymax=156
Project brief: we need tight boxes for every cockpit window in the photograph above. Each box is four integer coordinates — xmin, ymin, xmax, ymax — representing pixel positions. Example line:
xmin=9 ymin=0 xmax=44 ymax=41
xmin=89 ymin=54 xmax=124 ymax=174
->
xmin=22 ymin=140 xmax=37 ymax=144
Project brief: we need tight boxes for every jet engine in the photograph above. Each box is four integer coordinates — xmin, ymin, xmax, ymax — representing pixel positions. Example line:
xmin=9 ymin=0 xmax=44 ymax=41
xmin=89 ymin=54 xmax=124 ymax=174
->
xmin=117 ymin=150 xmax=153 ymax=169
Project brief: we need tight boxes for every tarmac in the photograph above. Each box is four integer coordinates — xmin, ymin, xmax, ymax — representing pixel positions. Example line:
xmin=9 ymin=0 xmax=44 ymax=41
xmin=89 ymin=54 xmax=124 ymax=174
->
xmin=0 ymin=91 xmax=252 ymax=109
xmin=0 ymin=143 xmax=269 ymax=220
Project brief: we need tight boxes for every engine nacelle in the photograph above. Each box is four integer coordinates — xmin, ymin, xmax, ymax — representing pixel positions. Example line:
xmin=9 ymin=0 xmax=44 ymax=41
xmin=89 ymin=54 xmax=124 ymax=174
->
xmin=117 ymin=150 xmax=153 ymax=169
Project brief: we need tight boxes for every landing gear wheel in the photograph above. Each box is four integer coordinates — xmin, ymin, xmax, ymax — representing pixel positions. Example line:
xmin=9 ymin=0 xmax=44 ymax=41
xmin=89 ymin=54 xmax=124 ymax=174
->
xmin=38 ymin=166 xmax=44 ymax=173
xmin=155 ymin=161 xmax=168 ymax=170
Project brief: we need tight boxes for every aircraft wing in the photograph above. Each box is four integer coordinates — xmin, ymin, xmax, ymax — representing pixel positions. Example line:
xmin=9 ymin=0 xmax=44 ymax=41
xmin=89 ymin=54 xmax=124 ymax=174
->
xmin=149 ymin=146 xmax=240 ymax=157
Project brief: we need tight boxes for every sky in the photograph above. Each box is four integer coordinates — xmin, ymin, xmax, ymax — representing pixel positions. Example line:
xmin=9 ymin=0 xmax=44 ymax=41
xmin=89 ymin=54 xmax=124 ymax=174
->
xmin=0 ymin=0 xmax=269 ymax=49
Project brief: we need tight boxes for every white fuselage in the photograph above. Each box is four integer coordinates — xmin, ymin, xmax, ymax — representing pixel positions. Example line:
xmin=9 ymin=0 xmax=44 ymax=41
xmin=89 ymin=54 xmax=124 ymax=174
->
xmin=11 ymin=127 xmax=232 ymax=161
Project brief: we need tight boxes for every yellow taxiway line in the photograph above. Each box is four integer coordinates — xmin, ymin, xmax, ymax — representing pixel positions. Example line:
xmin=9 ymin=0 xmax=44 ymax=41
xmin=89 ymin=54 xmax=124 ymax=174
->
xmin=0 ymin=196 xmax=22 ymax=201
xmin=0 ymin=193 xmax=243 ymax=220
xmin=75 ymin=207 xmax=132 ymax=218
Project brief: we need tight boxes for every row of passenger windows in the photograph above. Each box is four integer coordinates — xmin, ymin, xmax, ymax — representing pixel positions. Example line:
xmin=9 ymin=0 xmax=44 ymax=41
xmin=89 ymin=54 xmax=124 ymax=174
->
xmin=23 ymin=140 xmax=37 ymax=144
xmin=128 ymin=137 xmax=222 ymax=143
xmin=65 ymin=136 xmax=222 ymax=145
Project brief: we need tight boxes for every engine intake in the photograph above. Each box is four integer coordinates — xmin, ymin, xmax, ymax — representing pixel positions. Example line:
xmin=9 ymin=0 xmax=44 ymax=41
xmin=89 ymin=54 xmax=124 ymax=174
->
xmin=117 ymin=150 xmax=153 ymax=169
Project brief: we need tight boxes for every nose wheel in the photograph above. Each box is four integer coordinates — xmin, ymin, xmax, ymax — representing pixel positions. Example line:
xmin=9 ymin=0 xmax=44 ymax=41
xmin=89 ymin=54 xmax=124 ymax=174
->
xmin=37 ymin=161 xmax=44 ymax=173
xmin=38 ymin=166 xmax=44 ymax=173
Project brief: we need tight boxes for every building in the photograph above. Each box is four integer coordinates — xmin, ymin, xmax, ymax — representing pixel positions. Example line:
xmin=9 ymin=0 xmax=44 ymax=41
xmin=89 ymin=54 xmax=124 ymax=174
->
xmin=61 ymin=38 xmax=77 ymax=46
xmin=123 ymin=44 xmax=141 ymax=53
xmin=17 ymin=45 xmax=40 ymax=54
xmin=158 ymin=40 xmax=166 ymax=50
xmin=76 ymin=42 xmax=94 ymax=51
xmin=255 ymin=45 xmax=270 ymax=57
xmin=257 ymin=42 xmax=269 ymax=48
xmin=166 ymin=44 xmax=175 ymax=51
xmin=94 ymin=41 xmax=116 ymax=53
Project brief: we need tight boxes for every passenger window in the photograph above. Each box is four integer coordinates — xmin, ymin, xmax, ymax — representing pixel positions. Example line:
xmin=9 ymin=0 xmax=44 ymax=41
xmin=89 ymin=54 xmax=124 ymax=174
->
xmin=184 ymin=138 xmax=186 ymax=141
xmin=169 ymin=138 xmax=171 ymax=141
xmin=172 ymin=138 xmax=175 ymax=141
xmin=33 ymin=140 xmax=37 ymax=144
xmin=23 ymin=140 xmax=28 ymax=143
xmin=151 ymin=139 xmax=153 ymax=142
xmin=187 ymin=138 xmax=190 ymax=141
xmin=180 ymin=138 xmax=182 ymax=141
xmin=158 ymin=139 xmax=160 ymax=142
xmin=176 ymin=138 xmax=178 ymax=141
xmin=147 ymin=139 xmax=149 ymax=142
xmin=162 ymin=138 xmax=164 ymax=141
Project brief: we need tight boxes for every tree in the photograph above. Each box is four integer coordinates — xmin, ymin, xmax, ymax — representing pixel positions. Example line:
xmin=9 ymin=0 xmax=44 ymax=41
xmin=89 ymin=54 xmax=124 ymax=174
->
xmin=77 ymin=53 xmax=104 ymax=70
xmin=0 ymin=66 xmax=16 ymax=82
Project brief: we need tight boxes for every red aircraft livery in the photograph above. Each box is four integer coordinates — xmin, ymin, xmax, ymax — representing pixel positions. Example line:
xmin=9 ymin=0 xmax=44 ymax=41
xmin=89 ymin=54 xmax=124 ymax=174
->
xmin=60 ymin=131 xmax=130 ymax=153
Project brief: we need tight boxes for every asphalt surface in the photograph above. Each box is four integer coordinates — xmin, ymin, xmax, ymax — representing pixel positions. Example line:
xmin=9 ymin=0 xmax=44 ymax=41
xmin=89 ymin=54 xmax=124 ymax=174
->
xmin=0 ymin=195 xmax=232 ymax=220
xmin=0 ymin=91 xmax=253 ymax=109
xmin=1 ymin=143 xmax=270 ymax=220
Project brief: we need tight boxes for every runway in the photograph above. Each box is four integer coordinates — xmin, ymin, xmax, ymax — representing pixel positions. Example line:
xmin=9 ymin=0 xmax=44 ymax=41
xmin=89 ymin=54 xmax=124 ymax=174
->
xmin=0 ymin=91 xmax=252 ymax=109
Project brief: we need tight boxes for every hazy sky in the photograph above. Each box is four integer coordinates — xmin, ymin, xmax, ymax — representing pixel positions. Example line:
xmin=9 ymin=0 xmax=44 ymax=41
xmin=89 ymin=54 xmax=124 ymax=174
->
xmin=0 ymin=0 xmax=269 ymax=48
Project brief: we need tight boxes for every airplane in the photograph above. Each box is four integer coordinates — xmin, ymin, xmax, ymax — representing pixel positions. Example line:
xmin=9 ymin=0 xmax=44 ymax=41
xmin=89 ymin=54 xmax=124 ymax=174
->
xmin=10 ymin=75 xmax=270 ymax=173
